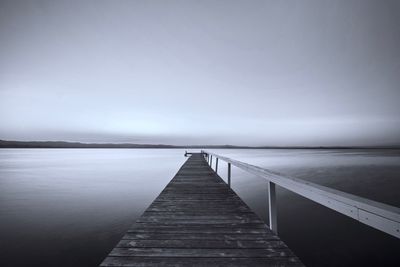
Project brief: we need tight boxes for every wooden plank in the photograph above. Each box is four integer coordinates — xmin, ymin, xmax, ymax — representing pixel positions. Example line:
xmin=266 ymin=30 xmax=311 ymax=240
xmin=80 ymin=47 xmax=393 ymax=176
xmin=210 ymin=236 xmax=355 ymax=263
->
xmin=101 ymin=256 xmax=302 ymax=267
xmin=100 ymin=153 xmax=303 ymax=266
xmin=108 ymin=247 xmax=294 ymax=257
xmin=139 ymin=214 xmax=261 ymax=220
xmin=116 ymin=239 xmax=287 ymax=249
xmin=122 ymin=233 xmax=280 ymax=240
xmin=142 ymin=211 xmax=256 ymax=216
xmin=127 ymin=229 xmax=271 ymax=234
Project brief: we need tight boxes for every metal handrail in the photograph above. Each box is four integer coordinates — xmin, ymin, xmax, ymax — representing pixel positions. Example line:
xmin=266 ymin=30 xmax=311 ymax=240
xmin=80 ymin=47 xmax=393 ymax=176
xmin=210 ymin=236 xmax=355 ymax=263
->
xmin=201 ymin=150 xmax=400 ymax=238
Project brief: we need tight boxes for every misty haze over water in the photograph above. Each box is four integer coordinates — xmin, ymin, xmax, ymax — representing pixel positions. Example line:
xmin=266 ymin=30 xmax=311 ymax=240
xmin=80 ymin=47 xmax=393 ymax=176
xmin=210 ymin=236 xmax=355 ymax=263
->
xmin=1 ymin=149 xmax=399 ymax=266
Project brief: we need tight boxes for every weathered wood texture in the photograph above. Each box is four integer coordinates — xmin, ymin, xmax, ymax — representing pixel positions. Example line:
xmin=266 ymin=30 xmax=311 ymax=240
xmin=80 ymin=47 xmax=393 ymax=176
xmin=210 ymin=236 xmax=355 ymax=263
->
xmin=100 ymin=153 xmax=303 ymax=266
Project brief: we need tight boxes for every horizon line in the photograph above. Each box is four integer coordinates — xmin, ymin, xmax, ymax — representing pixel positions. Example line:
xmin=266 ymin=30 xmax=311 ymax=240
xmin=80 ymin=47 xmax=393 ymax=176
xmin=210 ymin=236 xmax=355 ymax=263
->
xmin=1 ymin=139 xmax=400 ymax=149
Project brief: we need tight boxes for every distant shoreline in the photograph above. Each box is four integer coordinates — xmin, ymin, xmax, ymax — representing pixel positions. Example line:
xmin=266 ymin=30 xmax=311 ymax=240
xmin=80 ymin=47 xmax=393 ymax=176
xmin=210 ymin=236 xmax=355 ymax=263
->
xmin=1 ymin=139 xmax=399 ymax=149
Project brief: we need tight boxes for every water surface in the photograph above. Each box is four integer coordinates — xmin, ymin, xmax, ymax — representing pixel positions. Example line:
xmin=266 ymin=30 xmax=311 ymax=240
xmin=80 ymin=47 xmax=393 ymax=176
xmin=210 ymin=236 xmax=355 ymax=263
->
xmin=211 ymin=149 xmax=400 ymax=266
xmin=0 ymin=149 xmax=186 ymax=267
xmin=1 ymin=149 xmax=399 ymax=266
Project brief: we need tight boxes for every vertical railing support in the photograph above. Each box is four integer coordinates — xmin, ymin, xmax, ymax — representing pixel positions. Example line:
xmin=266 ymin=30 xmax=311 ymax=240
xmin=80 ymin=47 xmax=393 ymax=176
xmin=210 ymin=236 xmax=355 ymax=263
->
xmin=210 ymin=155 xmax=213 ymax=167
xmin=268 ymin=181 xmax=277 ymax=233
xmin=215 ymin=158 xmax=219 ymax=173
xmin=227 ymin=163 xmax=231 ymax=188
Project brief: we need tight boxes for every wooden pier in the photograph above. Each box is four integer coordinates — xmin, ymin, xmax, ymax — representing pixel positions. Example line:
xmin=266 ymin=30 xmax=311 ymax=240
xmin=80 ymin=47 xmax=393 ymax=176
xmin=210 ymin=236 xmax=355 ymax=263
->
xmin=100 ymin=153 xmax=302 ymax=266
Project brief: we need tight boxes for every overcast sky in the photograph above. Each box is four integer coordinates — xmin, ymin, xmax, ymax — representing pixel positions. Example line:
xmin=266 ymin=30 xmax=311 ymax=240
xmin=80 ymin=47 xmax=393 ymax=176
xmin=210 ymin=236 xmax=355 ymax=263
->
xmin=1 ymin=0 xmax=399 ymax=146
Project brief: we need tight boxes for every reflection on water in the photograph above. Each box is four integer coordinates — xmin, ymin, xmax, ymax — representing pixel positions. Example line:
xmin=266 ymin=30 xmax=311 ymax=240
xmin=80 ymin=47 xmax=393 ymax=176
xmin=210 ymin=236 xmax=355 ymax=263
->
xmin=1 ymin=149 xmax=399 ymax=266
xmin=0 ymin=149 xmax=186 ymax=267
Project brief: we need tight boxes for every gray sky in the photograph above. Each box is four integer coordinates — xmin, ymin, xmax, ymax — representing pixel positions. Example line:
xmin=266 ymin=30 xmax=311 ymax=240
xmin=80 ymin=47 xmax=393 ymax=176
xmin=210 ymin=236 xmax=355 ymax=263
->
xmin=1 ymin=0 xmax=400 ymax=146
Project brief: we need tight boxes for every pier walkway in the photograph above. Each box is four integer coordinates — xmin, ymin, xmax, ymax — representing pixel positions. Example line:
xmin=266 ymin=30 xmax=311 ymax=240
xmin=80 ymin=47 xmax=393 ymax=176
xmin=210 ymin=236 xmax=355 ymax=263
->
xmin=100 ymin=153 xmax=302 ymax=266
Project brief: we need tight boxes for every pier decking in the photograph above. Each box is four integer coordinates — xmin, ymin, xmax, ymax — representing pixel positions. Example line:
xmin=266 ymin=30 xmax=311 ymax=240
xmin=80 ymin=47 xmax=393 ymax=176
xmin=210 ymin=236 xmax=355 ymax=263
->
xmin=100 ymin=153 xmax=302 ymax=266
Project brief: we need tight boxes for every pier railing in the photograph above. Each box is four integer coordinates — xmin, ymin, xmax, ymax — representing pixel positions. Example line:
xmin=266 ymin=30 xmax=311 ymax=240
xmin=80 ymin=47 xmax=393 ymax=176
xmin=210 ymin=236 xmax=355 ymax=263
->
xmin=201 ymin=150 xmax=400 ymax=239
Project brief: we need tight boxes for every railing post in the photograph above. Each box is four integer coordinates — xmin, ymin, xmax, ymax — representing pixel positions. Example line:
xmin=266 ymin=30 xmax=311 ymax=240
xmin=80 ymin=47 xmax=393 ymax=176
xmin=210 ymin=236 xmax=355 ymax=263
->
xmin=210 ymin=155 xmax=213 ymax=167
xmin=216 ymin=158 xmax=219 ymax=173
xmin=268 ymin=181 xmax=277 ymax=233
xmin=228 ymin=163 xmax=231 ymax=188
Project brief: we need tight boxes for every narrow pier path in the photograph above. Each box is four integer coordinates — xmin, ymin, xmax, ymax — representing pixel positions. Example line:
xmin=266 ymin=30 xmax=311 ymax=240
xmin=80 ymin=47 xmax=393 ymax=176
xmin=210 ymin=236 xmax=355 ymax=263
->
xmin=100 ymin=153 xmax=303 ymax=266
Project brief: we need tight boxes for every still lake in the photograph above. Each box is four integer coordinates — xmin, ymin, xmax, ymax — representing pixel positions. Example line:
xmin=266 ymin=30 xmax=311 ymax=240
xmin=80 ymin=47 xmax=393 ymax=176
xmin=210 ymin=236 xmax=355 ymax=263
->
xmin=1 ymin=149 xmax=399 ymax=266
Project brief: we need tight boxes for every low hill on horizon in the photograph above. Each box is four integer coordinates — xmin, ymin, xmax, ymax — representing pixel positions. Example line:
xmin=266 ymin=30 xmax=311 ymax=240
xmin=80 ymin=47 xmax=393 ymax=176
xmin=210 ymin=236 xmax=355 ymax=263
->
xmin=1 ymin=139 xmax=399 ymax=149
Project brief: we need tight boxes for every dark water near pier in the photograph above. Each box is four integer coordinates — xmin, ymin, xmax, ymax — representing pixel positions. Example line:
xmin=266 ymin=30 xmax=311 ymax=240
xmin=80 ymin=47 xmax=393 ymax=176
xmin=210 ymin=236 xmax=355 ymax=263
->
xmin=1 ymin=149 xmax=399 ymax=266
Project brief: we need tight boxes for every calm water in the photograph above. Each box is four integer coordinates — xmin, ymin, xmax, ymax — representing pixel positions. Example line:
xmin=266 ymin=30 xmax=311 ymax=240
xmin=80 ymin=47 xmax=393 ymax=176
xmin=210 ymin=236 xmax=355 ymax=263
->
xmin=1 ymin=149 xmax=399 ymax=266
